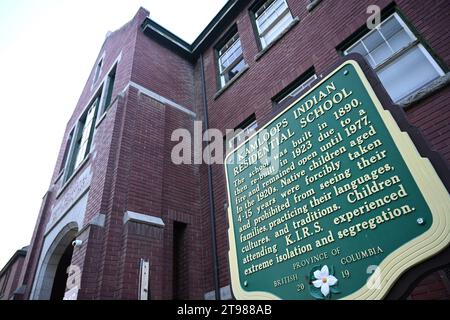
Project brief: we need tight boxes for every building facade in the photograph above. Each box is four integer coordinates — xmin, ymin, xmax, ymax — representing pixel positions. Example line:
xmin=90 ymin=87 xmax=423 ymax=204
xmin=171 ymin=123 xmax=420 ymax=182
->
xmin=7 ymin=0 xmax=450 ymax=300
xmin=0 ymin=247 xmax=27 ymax=300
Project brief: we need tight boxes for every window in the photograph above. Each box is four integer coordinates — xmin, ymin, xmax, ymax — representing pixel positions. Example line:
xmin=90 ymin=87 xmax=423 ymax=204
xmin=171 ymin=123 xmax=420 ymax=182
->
xmin=74 ymin=102 xmax=97 ymax=168
xmin=95 ymin=63 xmax=118 ymax=117
xmin=59 ymin=129 xmax=74 ymax=174
xmin=307 ymin=0 xmax=323 ymax=11
xmin=226 ymin=115 xmax=258 ymax=152
xmin=60 ymin=60 xmax=119 ymax=182
xmin=98 ymin=64 xmax=117 ymax=118
xmin=344 ymin=13 xmax=444 ymax=102
xmin=217 ymin=32 xmax=246 ymax=88
xmin=93 ymin=58 xmax=103 ymax=84
xmin=275 ymin=73 xmax=318 ymax=105
xmin=254 ymin=0 xmax=294 ymax=49
xmin=103 ymin=65 xmax=116 ymax=112
xmin=64 ymin=98 xmax=99 ymax=181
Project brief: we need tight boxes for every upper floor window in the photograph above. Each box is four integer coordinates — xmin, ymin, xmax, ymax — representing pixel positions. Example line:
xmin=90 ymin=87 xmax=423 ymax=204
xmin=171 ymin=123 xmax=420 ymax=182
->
xmin=59 ymin=129 xmax=74 ymax=174
xmin=103 ymin=65 xmax=116 ymax=111
xmin=93 ymin=58 xmax=103 ymax=84
xmin=217 ymin=32 xmax=246 ymax=88
xmin=60 ymin=58 xmax=120 ymax=184
xmin=226 ymin=115 xmax=258 ymax=152
xmin=63 ymin=98 xmax=99 ymax=182
xmin=74 ymin=101 xmax=97 ymax=169
xmin=275 ymin=73 xmax=318 ymax=105
xmin=254 ymin=0 xmax=294 ymax=49
xmin=344 ymin=12 xmax=444 ymax=103
xmin=307 ymin=0 xmax=323 ymax=11
xmin=99 ymin=64 xmax=117 ymax=115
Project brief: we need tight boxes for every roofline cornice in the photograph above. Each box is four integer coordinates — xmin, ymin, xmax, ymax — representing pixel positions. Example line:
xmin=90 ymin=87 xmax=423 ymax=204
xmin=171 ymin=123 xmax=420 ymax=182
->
xmin=140 ymin=0 xmax=250 ymax=61
xmin=0 ymin=248 xmax=27 ymax=278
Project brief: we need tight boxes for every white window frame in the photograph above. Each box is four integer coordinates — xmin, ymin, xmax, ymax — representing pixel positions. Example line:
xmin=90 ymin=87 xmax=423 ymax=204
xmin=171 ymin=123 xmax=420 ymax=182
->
xmin=98 ymin=64 xmax=117 ymax=117
xmin=95 ymin=52 xmax=122 ymax=120
xmin=227 ymin=120 xmax=258 ymax=151
xmin=62 ymin=91 xmax=101 ymax=183
xmin=218 ymin=33 xmax=245 ymax=87
xmin=278 ymin=74 xmax=318 ymax=105
xmin=61 ymin=52 xmax=122 ymax=183
xmin=93 ymin=58 xmax=103 ymax=84
xmin=58 ymin=129 xmax=74 ymax=175
xmin=255 ymin=0 xmax=293 ymax=48
xmin=73 ymin=99 xmax=98 ymax=169
xmin=344 ymin=13 xmax=444 ymax=101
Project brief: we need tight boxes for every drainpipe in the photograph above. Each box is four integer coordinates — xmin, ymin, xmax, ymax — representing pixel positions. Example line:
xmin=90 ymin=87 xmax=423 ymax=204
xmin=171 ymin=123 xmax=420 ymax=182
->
xmin=200 ymin=53 xmax=221 ymax=300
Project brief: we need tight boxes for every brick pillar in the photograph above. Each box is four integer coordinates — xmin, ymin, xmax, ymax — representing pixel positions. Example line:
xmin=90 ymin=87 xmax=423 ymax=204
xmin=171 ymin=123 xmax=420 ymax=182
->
xmin=71 ymin=215 xmax=105 ymax=300
xmin=118 ymin=211 xmax=165 ymax=300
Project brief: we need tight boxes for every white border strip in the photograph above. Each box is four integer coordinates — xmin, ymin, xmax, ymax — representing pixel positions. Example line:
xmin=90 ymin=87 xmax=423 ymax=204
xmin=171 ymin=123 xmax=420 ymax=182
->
xmin=123 ymin=211 xmax=165 ymax=228
xmin=123 ymin=81 xmax=196 ymax=117
xmin=143 ymin=24 xmax=192 ymax=52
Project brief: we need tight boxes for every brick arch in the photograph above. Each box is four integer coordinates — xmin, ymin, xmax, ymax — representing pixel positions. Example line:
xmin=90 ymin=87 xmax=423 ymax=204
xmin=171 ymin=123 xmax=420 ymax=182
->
xmin=31 ymin=222 xmax=78 ymax=300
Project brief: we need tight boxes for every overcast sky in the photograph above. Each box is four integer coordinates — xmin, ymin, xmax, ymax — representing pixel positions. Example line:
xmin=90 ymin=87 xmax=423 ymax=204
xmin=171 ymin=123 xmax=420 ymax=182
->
xmin=0 ymin=0 xmax=226 ymax=268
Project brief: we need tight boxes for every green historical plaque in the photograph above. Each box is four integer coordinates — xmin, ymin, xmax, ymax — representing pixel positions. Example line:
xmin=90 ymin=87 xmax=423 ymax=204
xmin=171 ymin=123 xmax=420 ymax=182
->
xmin=224 ymin=60 xmax=450 ymax=300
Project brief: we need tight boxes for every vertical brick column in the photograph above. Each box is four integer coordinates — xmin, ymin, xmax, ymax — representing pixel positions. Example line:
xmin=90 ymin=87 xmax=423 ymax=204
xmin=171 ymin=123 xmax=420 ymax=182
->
xmin=71 ymin=216 xmax=106 ymax=300
xmin=118 ymin=212 xmax=165 ymax=300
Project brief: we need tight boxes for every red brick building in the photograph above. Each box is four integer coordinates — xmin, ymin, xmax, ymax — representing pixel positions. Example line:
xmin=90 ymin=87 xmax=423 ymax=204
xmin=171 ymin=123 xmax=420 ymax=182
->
xmin=6 ymin=0 xmax=450 ymax=300
xmin=0 ymin=247 xmax=27 ymax=300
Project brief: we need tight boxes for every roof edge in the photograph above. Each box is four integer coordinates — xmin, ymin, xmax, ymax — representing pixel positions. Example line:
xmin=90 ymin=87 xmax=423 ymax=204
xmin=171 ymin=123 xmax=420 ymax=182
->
xmin=191 ymin=0 xmax=239 ymax=52
xmin=0 ymin=248 xmax=28 ymax=279
xmin=141 ymin=18 xmax=192 ymax=53
xmin=140 ymin=0 xmax=246 ymax=59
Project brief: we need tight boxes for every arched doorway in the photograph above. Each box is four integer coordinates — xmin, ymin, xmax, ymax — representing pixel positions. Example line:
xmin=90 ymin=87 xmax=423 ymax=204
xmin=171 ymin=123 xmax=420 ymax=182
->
xmin=50 ymin=240 xmax=74 ymax=300
xmin=32 ymin=223 xmax=78 ymax=300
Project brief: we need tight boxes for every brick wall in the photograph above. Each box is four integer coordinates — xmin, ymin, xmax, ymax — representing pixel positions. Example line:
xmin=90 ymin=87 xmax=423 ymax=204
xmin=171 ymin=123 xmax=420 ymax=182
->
xmin=0 ymin=250 xmax=26 ymax=300
xmin=409 ymin=269 xmax=450 ymax=300
xmin=197 ymin=0 xmax=450 ymax=298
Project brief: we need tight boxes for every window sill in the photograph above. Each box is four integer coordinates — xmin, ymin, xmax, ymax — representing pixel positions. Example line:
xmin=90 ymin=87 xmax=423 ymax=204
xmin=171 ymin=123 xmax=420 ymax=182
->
xmin=306 ymin=0 xmax=323 ymax=12
xmin=56 ymin=154 xmax=91 ymax=199
xmin=214 ymin=65 xmax=250 ymax=100
xmin=400 ymin=72 xmax=450 ymax=109
xmin=255 ymin=17 xmax=300 ymax=62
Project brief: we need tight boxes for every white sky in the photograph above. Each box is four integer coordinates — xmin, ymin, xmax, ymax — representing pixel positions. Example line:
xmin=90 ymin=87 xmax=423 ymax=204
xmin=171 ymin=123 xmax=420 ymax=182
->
xmin=0 ymin=0 xmax=227 ymax=268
